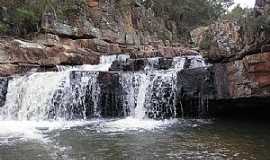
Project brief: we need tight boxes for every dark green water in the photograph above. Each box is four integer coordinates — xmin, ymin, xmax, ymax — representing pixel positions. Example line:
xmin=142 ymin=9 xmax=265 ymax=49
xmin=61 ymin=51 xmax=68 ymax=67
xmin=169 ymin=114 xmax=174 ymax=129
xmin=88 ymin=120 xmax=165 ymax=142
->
xmin=0 ymin=118 xmax=270 ymax=160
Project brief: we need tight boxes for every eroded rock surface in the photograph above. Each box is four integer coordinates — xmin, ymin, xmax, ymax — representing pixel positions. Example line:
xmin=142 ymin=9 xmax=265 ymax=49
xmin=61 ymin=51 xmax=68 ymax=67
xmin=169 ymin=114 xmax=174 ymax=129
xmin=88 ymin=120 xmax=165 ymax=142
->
xmin=214 ymin=52 xmax=270 ymax=98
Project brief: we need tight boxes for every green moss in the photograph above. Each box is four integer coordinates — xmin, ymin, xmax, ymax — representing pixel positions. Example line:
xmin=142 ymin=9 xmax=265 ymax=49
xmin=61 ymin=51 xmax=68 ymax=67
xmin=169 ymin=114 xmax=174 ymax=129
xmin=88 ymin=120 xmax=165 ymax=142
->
xmin=0 ymin=22 xmax=8 ymax=33
xmin=199 ymin=31 xmax=212 ymax=50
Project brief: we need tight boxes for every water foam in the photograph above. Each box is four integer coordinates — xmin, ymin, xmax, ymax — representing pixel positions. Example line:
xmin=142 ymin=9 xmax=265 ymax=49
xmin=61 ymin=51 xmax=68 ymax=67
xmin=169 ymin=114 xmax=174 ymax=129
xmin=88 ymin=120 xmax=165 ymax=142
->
xmin=0 ymin=120 xmax=94 ymax=142
xmin=0 ymin=72 xmax=68 ymax=121
xmin=99 ymin=117 xmax=178 ymax=132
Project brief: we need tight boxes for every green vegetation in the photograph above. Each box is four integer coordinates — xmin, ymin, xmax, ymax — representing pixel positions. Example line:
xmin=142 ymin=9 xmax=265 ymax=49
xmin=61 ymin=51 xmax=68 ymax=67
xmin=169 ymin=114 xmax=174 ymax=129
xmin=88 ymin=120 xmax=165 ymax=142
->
xmin=243 ymin=14 xmax=270 ymax=35
xmin=224 ymin=4 xmax=251 ymax=21
xmin=0 ymin=0 xmax=87 ymax=35
xmin=140 ymin=0 xmax=234 ymax=42
xmin=12 ymin=8 xmax=39 ymax=34
xmin=144 ymin=0 xmax=234 ymax=28
xmin=224 ymin=4 xmax=270 ymax=36
xmin=0 ymin=22 xmax=8 ymax=33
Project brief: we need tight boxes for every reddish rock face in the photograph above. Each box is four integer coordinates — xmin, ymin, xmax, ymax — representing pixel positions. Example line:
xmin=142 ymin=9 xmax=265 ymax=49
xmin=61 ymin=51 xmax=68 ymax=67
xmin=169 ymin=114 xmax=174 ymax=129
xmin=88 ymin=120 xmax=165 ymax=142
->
xmin=1 ymin=38 xmax=100 ymax=65
xmin=195 ymin=19 xmax=270 ymax=63
xmin=0 ymin=37 xmax=101 ymax=76
xmin=87 ymin=0 xmax=99 ymax=8
xmin=0 ymin=35 xmax=200 ymax=77
xmin=214 ymin=52 xmax=270 ymax=98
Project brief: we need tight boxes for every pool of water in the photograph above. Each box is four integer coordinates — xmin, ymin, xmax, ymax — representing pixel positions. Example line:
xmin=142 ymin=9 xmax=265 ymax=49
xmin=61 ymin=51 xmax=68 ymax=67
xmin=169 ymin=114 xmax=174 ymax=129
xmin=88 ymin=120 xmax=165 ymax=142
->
xmin=0 ymin=118 xmax=270 ymax=160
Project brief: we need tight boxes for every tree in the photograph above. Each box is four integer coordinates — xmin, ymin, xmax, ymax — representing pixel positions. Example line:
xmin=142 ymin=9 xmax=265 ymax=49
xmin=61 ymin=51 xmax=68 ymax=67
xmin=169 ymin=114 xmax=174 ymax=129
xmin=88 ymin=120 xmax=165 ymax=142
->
xmin=224 ymin=4 xmax=252 ymax=20
xmin=145 ymin=0 xmax=232 ymax=28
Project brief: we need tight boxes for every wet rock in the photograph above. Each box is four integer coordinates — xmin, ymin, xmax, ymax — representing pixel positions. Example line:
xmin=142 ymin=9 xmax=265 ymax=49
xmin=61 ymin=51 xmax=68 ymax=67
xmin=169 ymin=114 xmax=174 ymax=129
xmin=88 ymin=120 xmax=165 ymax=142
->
xmin=110 ymin=57 xmax=175 ymax=72
xmin=110 ymin=59 xmax=145 ymax=72
xmin=0 ymin=77 xmax=8 ymax=107
xmin=176 ymin=67 xmax=216 ymax=118
xmin=98 ymin=72 xmax=124 ymax=117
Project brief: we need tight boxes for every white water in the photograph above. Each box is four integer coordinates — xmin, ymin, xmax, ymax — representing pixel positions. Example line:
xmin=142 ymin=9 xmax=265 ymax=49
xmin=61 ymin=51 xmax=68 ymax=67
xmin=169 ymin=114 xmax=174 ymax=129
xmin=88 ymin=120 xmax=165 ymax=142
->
xmin=0 ymin=54 xmax=207 ymax=141
xmin=57 ymin=54 xmax=130 ymax=72
xmin=0 ymin=72 xmax=68 ymax=121
xmin=99 ymin=117 xmax=178 ymax=133
xmin=0 ymin=120 xmax=93 ymax=142
xmin=135 ymin=74 xmax=150 ymax=119
xmin=0 ymin=55 xmax=130 ymax=141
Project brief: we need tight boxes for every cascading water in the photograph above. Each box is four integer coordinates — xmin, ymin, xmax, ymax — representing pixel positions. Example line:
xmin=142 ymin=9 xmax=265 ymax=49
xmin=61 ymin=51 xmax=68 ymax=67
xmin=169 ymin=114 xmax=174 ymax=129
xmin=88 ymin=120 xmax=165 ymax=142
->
xmin=117 ymin=55 xmax=207 ymax=119
xmin=0 ymin=54 xmax=207 ymax=121
xmin=0 ymin=55 xmax=130 ymax=121
xmin=0 ymin=72 xmax=68 ymax=121
xmin=134 ymin=74 xmax=150 ymax=119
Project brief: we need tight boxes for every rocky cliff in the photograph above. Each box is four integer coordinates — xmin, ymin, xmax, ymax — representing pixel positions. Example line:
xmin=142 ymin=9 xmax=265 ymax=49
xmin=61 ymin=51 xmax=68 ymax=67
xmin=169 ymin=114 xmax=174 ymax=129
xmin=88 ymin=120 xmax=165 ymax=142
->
xmin=0 ymin=0 xmax=198 ymax=76
xmin=191 ymin=0 xmax=270 ymax=116
xmin=195 ymin=0 xmax=270 ymax=99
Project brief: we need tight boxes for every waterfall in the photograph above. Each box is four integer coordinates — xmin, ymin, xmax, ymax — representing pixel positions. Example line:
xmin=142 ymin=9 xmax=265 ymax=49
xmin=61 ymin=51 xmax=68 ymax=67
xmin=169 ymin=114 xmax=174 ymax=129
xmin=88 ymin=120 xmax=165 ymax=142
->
xmin=0 ymin=72 xmax=68 ymax=120
xmin=135 ymin=74 xmax=150 ymax=119
xmin=50 ymin=72 xmax=101 ymax=120
xmin=0 ymin=54 xmax=208 ymax=121
xmin=118 ymin=56 xmax=206 ymax=119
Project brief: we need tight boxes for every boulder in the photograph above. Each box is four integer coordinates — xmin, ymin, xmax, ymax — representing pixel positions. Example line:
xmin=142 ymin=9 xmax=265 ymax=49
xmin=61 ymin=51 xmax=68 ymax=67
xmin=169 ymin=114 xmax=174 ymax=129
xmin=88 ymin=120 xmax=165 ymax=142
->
xmin=0 ymin=77 xmax=8 ymax=107
xmin=176 ymin=67 xmax=216 ymax=118
xmin=195 ymin=13 xmax=270 ymax=63
xmin=194 ymin=21 xmax=244 ymax=62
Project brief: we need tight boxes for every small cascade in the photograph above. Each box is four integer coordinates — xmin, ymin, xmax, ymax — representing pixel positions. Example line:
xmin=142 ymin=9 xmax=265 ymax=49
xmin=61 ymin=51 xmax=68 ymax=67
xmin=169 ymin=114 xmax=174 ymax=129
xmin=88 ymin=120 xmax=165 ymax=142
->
xmin=49 ymin=72 xmax=101 ymax=120
xmin=0 ymin=72 xmax=68 ymax=120
xmin=0 ymin=54 xmax=209 ymax=121
xmin=143 ymin=71 xmax=178 ymax=119
xmin=144 ymin=57 xmax=160 ymax=71
xmin=119 ymin=73 xmax=141 ymax=117
xmin=57 ymin=54 xmax=130 ymax=72
xmin=120 ymin=71 xmax=179 ymax=119
xmin=134 ymin=74 xmax=150 ymax=119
